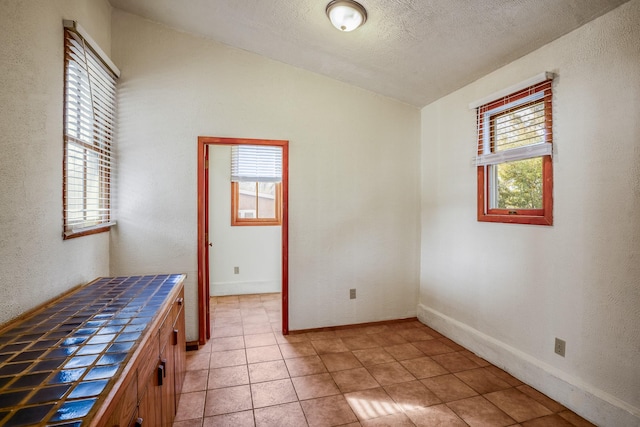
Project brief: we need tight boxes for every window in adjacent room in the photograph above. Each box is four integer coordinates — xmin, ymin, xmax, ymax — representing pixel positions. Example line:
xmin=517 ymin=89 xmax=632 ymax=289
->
xmin=63 ymin=21 xmax=119 ymax=239
xmin=231 ymin=145 xmax=282 ymax=226
xmin=474 ymin=75 xmax=554 ymax=225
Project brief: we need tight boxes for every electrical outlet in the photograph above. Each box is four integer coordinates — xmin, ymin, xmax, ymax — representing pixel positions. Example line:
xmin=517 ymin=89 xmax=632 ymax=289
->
xmin=554 ymin=338 xmax=566 ymax=357
xmin=349 ymin=289 xmax=356 ymax=299
xmin=234 ymin=266 xmax=239 ymax=274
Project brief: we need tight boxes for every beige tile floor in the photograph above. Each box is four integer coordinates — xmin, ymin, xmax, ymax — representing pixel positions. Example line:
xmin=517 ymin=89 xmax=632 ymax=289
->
xmin=173 ymin=294 xmax=595 ymax=427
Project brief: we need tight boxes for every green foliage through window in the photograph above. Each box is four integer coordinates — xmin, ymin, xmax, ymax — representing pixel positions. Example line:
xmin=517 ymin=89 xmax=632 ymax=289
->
xmin=494 ymin=157 xmax=543 ymax=209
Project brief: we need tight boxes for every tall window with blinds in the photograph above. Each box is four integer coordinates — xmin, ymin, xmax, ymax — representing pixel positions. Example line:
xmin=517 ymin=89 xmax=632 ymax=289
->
xmin=231 ymin=145 xmax=283 ymax=226
xmin=63 ymin=22 xmax=119 ymax=238
xmin=475 ymin=76 xmax=554 ymax=225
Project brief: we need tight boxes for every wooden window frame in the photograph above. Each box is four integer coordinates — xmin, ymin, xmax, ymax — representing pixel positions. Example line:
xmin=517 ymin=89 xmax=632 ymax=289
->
xmin=477 ymin=80 xmax=553 ymax=226
xmin=63 ymin=22 xmax=118 ymax=239
xmin=231 ymin=181 xmax=282 ymax=226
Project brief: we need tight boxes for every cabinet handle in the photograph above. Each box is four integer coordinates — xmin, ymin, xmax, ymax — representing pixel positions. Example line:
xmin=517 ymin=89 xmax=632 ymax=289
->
xmin=134 ymin=417 xmax=143 ymax=427
xmin=176 ymin=297 xmax=184 ymax=306
xmin=173 ymin=329 xmax=179 ymax=346
xmin=158 ymin=359 xmax=166 ymax=385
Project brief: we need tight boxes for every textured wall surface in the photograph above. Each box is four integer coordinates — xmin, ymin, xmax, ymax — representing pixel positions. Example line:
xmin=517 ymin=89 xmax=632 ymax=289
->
xmin=210 ymin=145 xmax=281 ymax=296
xmin=110 ymin=10 xmax=421 ymax=340
xmin=419 ymin=1 xmax=640 ymax=426
xmin=0 ymin=0 xmax=113 ymax=326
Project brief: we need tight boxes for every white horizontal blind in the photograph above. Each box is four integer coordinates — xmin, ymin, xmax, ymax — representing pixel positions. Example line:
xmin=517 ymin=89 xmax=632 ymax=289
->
xmin=231 ymin=145 xmax=282 ymax=183
xmin=63 ymin=26 xmax=118 ymax=236
xmin=476 ymin=78 xmax=553 ymax=167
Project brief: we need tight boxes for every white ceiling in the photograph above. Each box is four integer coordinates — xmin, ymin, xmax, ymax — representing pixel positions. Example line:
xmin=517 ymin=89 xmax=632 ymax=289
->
xmin=108 ymin=0 xmax=629 ymax=107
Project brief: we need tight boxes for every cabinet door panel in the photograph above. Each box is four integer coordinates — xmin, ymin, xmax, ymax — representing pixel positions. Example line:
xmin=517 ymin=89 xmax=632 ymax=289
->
xmin=137 ymin=373 xmax=159 ymax=427
xmin=137 ymin=333 xmax=159 ymax=399
xmin=159 ymin=346 xmax=175 ymax=426
xmin=105 ymin=375 xmax=137 ymax=427
xmin=173 ymin=306 xmax=186 ymax=406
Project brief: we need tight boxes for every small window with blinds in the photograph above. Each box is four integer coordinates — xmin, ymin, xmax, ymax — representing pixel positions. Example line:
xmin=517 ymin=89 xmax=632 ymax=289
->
xmin=475 ymin=76 xmax=554 ymax=225
xmin=231 ymin=145 xmax=282 ymax=226
xmin=63 ymin=21 xmax=119 ymax=238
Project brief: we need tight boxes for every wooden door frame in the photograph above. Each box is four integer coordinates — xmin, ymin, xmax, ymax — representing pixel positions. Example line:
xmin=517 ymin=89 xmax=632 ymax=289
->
xmin=197 ymin=136 xmax=289 ymax=345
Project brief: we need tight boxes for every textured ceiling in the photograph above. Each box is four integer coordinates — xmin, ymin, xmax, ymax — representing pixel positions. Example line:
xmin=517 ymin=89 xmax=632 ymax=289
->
xmin=108 ymin=0 xmax=629 ymax=107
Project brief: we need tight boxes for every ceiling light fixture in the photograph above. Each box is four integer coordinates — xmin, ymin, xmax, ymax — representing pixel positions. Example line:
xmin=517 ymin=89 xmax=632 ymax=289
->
xmin=326 ymin=0 xmax=367 ymax=32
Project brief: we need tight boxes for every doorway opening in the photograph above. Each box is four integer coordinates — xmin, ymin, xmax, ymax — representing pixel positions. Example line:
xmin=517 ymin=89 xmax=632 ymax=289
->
xmin=197 ymin=136 xmax=289 ymax=346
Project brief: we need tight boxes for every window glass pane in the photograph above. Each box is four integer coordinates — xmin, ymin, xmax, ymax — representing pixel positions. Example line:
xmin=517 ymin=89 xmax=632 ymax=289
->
xmin=85 ymin=150 xmax=100 ymax=224
xmin=492 ymin=157 xmax=543 ymax=209
xmin=238 ymin=182 xmax=257 ymax=219
xmin=257 ymin=182 xmax=277 ymax=219
xmin=67 ymin=144 xmax=85 ymax=225
xmin=494 ymin=101 xmax=545 ymax=152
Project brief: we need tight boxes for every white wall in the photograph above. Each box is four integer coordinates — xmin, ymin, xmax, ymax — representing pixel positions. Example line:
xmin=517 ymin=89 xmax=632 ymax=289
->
xmin=0 ymin=0 xmax=113 ymax=326
xmin=110 ymin=10 xmax=421 ymax=339
xmin=418 ymin=1 xmax=640 ymax=426
xmin=210 ymin=145 xmax=281 ymax=296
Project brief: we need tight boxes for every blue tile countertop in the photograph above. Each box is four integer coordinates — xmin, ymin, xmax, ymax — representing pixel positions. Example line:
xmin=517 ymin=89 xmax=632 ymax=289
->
xmin=0 ymin=274 xmax=186 ymax=427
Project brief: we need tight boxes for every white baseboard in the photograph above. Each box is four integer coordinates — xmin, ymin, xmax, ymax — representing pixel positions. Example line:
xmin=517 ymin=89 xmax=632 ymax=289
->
xmin=211 ymin=280 xmax=280 ymax=296
xmin=417 ymin=303 xmax=640 ymax=427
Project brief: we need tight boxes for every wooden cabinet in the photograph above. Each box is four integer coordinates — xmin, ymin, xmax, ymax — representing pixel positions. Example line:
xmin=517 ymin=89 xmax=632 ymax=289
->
xmin=136 ymin=287 xmax=185 ymax=427
xmin=0 ymin=274 xmax=186 ymax=427
xmin=100 ymin=283 xmax=186 ymax=427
